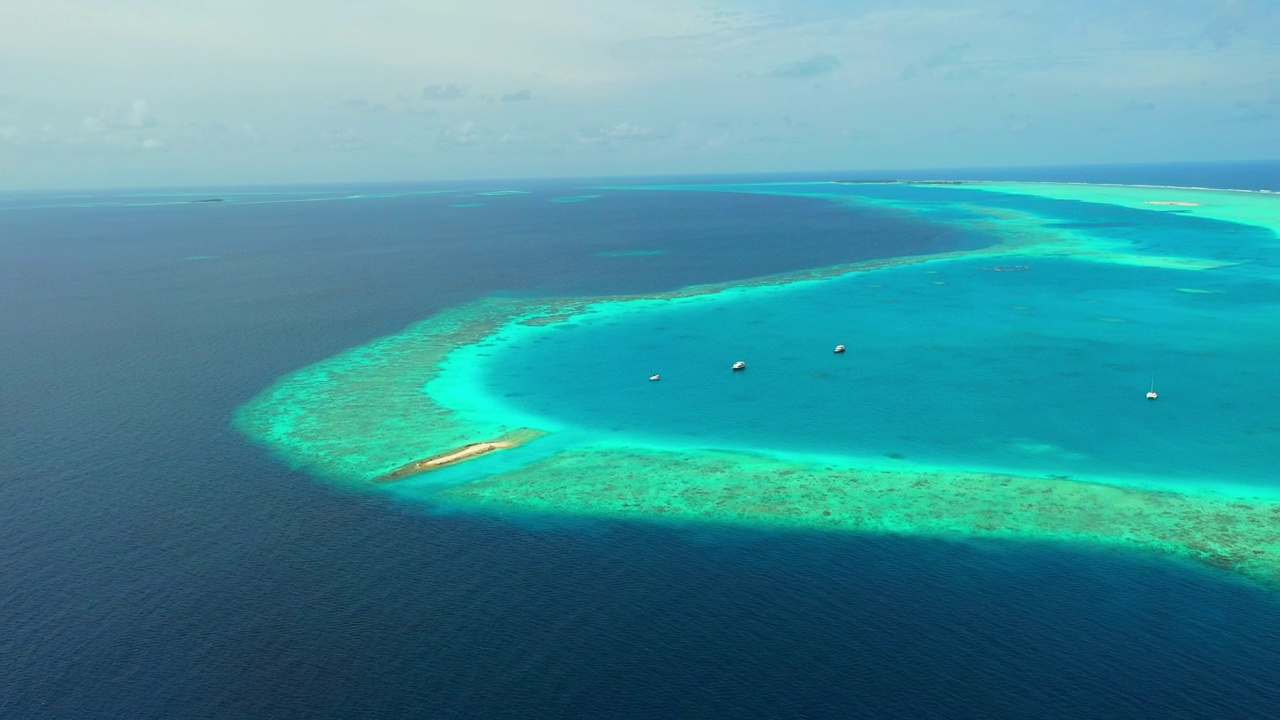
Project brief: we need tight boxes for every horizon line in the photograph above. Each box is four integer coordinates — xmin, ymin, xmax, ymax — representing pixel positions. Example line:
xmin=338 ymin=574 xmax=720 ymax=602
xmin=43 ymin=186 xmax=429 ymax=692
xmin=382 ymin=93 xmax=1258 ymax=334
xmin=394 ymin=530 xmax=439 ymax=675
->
xmin=3 ymin=157 xmax=1279 ymax=195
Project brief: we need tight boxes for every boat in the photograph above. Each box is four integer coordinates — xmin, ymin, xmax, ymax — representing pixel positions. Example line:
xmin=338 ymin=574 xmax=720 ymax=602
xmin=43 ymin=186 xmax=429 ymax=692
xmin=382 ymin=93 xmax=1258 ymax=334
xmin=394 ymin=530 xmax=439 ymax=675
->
xmin=834 ymin=344 xmax=846 ymax=354
xmin=1146 ymin=376 xmax=1158 ymax=400
xmin=731 ymin=361 xmax=746 ymax=371
xmin=649 ymin=374 xmax=661 ymax=381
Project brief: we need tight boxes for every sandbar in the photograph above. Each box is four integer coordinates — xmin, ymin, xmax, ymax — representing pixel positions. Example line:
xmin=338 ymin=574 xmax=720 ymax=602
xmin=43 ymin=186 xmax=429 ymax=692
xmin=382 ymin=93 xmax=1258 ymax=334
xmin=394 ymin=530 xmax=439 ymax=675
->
xmin=378 ymin=429 xmax=545 ymax=482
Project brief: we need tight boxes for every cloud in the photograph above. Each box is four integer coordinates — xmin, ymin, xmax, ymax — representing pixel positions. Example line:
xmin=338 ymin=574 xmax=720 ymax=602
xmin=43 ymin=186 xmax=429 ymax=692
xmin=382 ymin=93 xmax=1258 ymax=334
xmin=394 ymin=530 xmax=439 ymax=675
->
xmin=768 ymin=54 xmax=840 ymax=78
xmin=321 ymin=128 xmax=363 ymax=150
xmin=81 ymin=116 xmax=108 ymax=135
xmin=438 ymin=120 xmax=482 ymax=148
xmin=1007 ymin=118 xmax=1031 ymax=132
xmin=68 ymin=102 xmax=164 ymax=151
xmin=421 ymin=84 xmax=467 ymax=101
xmin=204 ymin=121 xmax=263 ymax=147
xmin=922 ymin=43 xmax=970 ymax=69
xmin=1204 ymin=0 xmax=1272 ymax=47
xmin=339 ymin=98 xmax=387 ymax=112
xmin=79 ymin=100 xmax=157 ymax=136
xmin=1232 ymin=109 xmax=1272 ymax=122
xmin=1229 ymin=101 xmax=1272 ymax=122
xmin=500 ymin=89 xmax=534 ymax=102
xmin=577 ymin=123 xmax=673 ymax=144
xmin=906 ymin=45 xmax=1084 ymax=85
xmin=127 ymin=100 xmax=155 ymax=128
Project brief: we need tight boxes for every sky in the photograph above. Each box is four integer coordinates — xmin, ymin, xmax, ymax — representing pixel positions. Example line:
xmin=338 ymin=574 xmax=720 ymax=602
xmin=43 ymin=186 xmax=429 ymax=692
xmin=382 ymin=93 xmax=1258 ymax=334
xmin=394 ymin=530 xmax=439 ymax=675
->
xmin=1 ymin=0 xmax=1278 ymax=189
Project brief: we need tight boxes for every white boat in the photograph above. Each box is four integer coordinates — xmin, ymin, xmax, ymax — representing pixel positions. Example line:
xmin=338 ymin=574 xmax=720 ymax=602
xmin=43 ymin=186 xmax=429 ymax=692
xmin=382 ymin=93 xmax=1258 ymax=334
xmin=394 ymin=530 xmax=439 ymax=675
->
xmin=731 ymin=361 xmax=746 ymax=371
xmin=1146 ymin=375 xmax=1158 ymax=400
xmin=649 ymin=374 xmax=661 ymax=381
xmin=834 ymin=344 xmax=846 ymax=354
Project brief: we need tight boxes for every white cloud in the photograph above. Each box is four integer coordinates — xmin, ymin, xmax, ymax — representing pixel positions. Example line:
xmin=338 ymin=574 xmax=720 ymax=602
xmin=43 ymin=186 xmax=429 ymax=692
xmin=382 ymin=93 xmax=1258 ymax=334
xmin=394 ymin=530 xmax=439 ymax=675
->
xmin=500 ymin=89 xmax=535 ymax=102
xmin=77 ymin=100 xmax=157 ymax=135
xmin=80 ymin=116 xmax=107 ymax=135
xmin=579 ymin=123 xmax=672 ymax=142
xmin=1204 ymin=0 xmax=1274 ymax=47
xmin=320 ymin=128 xmax=362 ymax=151
xmin=422 ymin=84 xmax=467 ymax=101
xmin=127 ymin=100 xmax=154 ymax=128
xmin=768 ymin=54 xmax=841 ymax=78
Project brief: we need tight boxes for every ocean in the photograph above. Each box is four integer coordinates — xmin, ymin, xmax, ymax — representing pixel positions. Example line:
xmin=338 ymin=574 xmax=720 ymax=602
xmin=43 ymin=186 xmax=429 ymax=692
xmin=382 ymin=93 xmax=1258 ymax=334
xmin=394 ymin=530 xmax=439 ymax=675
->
xmin=2 ymin=162 xmax=1280 ymax=719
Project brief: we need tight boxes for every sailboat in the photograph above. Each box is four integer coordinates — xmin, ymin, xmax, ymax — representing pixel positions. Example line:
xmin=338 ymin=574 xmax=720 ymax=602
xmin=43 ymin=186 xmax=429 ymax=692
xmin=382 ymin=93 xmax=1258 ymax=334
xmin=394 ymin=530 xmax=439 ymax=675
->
xmin=1146 ymin=375 xmax=1158 ymax=400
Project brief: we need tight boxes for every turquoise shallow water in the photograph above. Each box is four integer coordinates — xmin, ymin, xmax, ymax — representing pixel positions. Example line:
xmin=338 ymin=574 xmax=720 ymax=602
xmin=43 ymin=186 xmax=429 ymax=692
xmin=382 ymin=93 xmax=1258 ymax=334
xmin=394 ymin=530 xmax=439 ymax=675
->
xmin=475 ymin=184 xmax=1280 ymax=492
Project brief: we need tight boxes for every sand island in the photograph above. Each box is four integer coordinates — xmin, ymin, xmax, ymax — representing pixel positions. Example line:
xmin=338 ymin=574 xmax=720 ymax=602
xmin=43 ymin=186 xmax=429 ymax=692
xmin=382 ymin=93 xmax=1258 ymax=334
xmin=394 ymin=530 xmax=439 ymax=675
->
xmin=378 ymin=429 xmax=545 ymax=482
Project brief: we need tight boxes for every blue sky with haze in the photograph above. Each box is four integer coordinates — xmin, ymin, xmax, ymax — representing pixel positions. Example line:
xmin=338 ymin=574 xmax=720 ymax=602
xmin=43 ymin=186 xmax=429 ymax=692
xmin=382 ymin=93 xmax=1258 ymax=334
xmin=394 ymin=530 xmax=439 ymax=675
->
xmin=1 ymin=0 xmax=1277 ymax=189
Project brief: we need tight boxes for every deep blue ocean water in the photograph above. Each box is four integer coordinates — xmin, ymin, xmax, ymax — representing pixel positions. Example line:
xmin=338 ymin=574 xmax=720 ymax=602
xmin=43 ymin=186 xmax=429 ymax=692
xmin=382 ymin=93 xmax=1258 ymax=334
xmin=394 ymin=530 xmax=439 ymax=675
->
xmin=3 ymin=163 xmax=1280 ymax=719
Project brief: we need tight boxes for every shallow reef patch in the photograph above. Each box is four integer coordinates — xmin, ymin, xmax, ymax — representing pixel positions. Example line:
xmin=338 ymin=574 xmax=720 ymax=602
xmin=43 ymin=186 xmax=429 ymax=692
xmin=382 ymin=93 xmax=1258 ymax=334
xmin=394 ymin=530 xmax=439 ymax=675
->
xmin=439 ymin=446 xmax=1280 ymax=585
